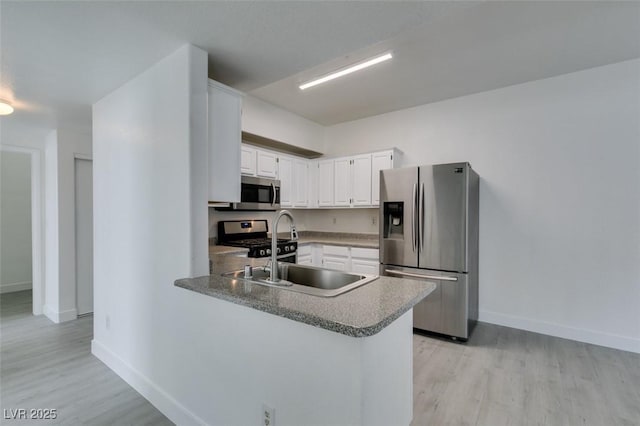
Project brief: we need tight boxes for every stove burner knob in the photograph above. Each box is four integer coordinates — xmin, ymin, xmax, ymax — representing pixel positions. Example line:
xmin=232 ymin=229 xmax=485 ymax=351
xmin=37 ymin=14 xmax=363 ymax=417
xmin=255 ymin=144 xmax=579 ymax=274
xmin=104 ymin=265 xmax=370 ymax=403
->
xmin=277 ymin=247 xmax=281 ymax=254
xmin=259 ymin=249 xmax=266 ymax=256
xmin=289 ymin=245 xmax=296 ymax=251
xmin=284 ymin=246 xmax=290 ymax=252
xmin=266 ymin=249 xmax=271 ymax=255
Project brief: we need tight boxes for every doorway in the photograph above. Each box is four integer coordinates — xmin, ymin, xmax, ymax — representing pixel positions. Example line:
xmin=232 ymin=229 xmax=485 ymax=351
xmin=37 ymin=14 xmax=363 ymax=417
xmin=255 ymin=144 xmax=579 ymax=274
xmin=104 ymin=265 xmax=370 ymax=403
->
xmin=74 ymin=158 xmax=93 ymax=315
xmin=0 ymin=151 xmax=33 ymax=303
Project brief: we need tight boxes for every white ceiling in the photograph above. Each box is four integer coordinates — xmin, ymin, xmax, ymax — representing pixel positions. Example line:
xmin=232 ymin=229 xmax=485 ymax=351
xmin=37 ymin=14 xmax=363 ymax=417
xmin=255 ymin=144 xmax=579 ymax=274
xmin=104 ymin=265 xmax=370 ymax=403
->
xmin=1 ymin=1 xmax=639 ymax=131
xmin=254 ymin=1 xmax=640 ymax=125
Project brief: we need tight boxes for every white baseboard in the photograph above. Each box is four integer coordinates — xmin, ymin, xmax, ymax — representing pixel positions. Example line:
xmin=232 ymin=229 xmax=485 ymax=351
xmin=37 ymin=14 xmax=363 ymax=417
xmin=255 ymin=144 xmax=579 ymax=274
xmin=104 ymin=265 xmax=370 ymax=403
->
xmin=43 ymin=305 xmax=77 ymax=323
xmin=91 ymin=340 xmax=208 ymax=426
xmin=479 ymin=309 xmax=640 ymax=354
xmin=0 ymin=281 xmax=32 ymax=294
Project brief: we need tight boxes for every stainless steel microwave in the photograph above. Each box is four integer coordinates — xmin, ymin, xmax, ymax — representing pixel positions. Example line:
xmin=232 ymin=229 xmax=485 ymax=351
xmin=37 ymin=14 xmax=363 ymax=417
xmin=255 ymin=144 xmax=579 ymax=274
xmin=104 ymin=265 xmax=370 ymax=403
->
xmin=215 ymin=176 xmax=281 ymax=211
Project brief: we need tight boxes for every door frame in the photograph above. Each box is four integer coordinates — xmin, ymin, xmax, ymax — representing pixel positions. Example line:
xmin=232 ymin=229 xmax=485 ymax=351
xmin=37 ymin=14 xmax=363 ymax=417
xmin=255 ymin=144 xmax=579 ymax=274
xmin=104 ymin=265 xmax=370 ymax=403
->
xmin=0 ymin=145 xmax=44 ymax=315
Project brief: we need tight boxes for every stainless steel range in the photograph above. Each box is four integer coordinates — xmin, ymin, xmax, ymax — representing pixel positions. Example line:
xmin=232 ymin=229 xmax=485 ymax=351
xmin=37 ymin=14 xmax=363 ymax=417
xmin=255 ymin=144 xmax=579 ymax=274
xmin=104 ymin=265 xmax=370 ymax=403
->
xmin=218 ymin=220 xmax=297 ymax=262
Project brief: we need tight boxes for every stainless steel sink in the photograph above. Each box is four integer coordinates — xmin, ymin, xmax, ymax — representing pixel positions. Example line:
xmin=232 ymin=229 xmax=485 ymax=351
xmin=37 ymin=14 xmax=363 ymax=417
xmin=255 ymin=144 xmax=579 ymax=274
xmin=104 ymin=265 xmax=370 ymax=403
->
xmin=221 ymin=263 xmax=378 ymax=297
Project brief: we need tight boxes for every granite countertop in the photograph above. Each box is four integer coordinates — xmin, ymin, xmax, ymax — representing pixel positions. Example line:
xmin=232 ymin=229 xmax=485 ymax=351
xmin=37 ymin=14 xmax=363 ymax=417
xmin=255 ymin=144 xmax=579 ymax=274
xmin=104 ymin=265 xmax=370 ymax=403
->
xmin=209 ymin=245 xmax=248 ymax=256
xmin=175 ymin=254 xmax=434 ymax=338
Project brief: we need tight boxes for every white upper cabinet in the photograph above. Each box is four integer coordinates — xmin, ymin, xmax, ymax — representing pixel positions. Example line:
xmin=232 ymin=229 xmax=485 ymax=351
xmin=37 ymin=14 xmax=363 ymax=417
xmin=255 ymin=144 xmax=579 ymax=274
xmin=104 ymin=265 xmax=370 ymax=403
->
xmin=277 ymin=155 xmax=308 ymax=208
xmin=208 ymin=80 xmax=243 ymax=202
xmin=371 ymin=150 xmax=398 ymax=206
xmin=256 ymin=149 xmax=278 ymax=178
xmin=240 ymin=145 xmax=257 ymax=176
xmin=351 ymin=154 xmax=372 ymax=206
xmin=234 ymin=142 xmax=398 ymax=209
xmin=294 ymin=159 xmax=309 ymax=207
xmin=329 ymin=153 xmax=373 ymax=207
xmin=318 ymin=160 xmax=334 ymax=207
xmin=278 ymin=155 xmax=294 ymax=207
xmin=333 ymin=158 xmax=351 ymax=206
xmin=307 ymin=160 xmax=319 ymax=208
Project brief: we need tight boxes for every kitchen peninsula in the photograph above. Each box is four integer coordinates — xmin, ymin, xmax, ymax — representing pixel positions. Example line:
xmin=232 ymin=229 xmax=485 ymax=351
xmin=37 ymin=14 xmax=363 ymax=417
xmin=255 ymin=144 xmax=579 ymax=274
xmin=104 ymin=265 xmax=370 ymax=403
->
xmin=175 ymin=252 xmax=435 ymax=425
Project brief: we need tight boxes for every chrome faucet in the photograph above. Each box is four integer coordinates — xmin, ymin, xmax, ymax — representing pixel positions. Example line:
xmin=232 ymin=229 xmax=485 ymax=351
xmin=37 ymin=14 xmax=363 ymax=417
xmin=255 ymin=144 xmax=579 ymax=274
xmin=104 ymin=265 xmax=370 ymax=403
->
xmin=268 ymin=209 xmax=297 ymax=283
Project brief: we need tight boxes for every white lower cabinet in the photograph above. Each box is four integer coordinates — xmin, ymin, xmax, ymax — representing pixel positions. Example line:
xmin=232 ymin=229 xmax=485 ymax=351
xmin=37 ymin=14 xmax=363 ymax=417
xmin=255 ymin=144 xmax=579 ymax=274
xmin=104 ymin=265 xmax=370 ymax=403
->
xmin=297 ymin=244 xmax=313 ymax=265
xmin=350 ymin=247 xmax=380 ymax=275
xmin=297 ymin=243 xmax=380 ymax=272
xmin=301 ymin=244 xmax=379 ymax=274
xmin=322 ymin=255 xmax=350 ymax=271
xmin=351 ymin=259 xmax=379 ymax=275
xmin=321 ymin=245 xmax=350 ymax=271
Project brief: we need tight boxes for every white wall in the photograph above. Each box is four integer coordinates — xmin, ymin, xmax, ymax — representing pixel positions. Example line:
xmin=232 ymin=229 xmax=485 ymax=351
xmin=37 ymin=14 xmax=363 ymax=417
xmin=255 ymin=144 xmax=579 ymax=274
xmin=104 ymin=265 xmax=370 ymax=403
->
xmin=43 ymin=127 xmax=92 ymax=322
xmin=44 ymin=131 xmax=60 ymax=316
xmin=92 ymin=294 xmax=414 ymax=426
xmin=0 ymin=151 xmax=32 ymax=293
xmin=324 ymin=59 xmax=640 ymax=353
xmin=92 ymin=44 xmax=211 ymax=424
xmin=242 ymin=94 xmax=325 ymax=153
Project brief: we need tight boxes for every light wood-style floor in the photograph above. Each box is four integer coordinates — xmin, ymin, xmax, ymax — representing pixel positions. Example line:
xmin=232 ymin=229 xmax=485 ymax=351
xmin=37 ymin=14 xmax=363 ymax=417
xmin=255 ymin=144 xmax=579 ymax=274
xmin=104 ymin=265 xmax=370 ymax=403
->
xmin=0 ymin=291 xmax=171 ymax=425
xmin=411 ymin=325 xmax=640 ymax=426
xmin=2 ymin=290 xmax=639 ymax=425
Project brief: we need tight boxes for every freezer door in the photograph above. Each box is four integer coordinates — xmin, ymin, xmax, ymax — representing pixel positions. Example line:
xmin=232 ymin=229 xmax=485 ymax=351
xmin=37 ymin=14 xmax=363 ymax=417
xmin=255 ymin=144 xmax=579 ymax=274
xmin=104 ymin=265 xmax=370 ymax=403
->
xmin=380 ymin=167 xmax=419 ymax=268
xmin=418 ymin=163 xmax=468 ymax=272
xmin=383 ymin=266 xmax=470 ymax=339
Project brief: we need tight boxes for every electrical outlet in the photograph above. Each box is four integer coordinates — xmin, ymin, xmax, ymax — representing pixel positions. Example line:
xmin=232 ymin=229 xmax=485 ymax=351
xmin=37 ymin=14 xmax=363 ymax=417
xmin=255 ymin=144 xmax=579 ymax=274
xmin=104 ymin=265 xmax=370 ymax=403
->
xmin=332 ymin=217 xmax=337 ymax=225
xmin=105 ymin=315 xmax=111 ymax=330
xmin=262 ymin=404 xmax=275 ymax=426
xmin=371 ymin=216 xmax=377 ymax=226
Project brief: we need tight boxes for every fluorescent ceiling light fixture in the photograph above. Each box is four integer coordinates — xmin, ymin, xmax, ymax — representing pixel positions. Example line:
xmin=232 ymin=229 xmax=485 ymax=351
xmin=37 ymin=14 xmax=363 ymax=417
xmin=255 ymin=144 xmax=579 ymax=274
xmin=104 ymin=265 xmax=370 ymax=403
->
xmin=0 ymin=99 xmax=14 ymax=115
xmin=299 ymin=52 xmax=393 ymax=90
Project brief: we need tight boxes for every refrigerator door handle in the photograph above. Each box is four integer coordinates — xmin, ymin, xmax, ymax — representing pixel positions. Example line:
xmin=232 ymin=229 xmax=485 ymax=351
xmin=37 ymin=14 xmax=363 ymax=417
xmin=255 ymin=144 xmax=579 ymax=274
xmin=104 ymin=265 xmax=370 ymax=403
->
xmin=384 ymin=269 xmax=458 ymax=282
xmin=412 ymin=183 xmax=417 ymax=252
xmin=419 ymin=182 xmax=425 ymax=251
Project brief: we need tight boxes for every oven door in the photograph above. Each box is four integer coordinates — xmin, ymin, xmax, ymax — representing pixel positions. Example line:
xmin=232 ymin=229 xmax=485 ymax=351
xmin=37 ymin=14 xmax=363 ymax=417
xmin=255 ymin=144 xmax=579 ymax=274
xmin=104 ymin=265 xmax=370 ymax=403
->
xmin=234 ymin=176 xmax=281 ymax=210
xmin=279 ymin=253 xmax=297 ymax=264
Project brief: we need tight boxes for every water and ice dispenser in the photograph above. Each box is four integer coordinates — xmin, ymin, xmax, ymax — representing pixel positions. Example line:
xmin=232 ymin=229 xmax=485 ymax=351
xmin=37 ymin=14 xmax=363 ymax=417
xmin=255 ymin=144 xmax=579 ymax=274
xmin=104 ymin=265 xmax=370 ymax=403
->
xmin=383 ymin=202 xmax=404 ymax=239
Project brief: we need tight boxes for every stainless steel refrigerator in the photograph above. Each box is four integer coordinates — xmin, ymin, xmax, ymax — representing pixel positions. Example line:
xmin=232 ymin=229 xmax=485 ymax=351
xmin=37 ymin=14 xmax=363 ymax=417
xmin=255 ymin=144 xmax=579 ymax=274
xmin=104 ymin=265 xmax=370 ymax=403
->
xmin=380 ymin=163 xmax=479 ymax=340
